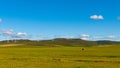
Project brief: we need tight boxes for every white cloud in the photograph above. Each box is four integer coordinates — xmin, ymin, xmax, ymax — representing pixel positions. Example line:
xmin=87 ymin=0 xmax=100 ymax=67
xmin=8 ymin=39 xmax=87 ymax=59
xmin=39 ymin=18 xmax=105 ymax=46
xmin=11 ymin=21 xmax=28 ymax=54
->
xmin=90 ymin=15 xmax=104 ymax=20
xmin=0 ymin=29 xmax=29 ymax=40
xmin=13 ymin=32 xmax=28 ymax=38
xmin=93 ymin=35 xmax=119 ymax=40
xmin=93 ymin=36 xmax=104 ymax=39
xmin=80 ymin=34 xmax=90 ymax=37
xmin=107 ymin=35 xmax=119 ymax=39
xmin=80 ymin=34 xmax=90 ymax=40
xmin=60 ymin=36 xmax=75 ymax=39
xmin=1 ymin=29 xmax=14 ymax=36
xmin=81 ymin=37 xmax=89 ymax=40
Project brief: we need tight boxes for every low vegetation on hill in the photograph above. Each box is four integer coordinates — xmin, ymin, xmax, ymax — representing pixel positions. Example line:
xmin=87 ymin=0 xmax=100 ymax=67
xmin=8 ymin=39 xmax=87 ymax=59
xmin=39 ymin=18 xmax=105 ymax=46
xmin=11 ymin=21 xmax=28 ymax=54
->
xmin=0 ymin=38 xmax=120 ymax=47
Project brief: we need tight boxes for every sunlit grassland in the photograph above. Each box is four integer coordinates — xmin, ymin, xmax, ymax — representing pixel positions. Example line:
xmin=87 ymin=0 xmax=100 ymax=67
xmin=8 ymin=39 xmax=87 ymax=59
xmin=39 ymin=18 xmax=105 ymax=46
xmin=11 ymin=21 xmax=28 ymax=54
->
xmin=0 ymin=45 xmax=119 ymax=68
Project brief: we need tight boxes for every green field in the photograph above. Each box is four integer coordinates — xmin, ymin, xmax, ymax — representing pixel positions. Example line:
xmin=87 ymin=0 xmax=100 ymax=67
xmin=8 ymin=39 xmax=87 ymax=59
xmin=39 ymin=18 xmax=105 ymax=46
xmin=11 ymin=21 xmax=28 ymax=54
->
xmin=0 ymin=45 xmax=119 ymax=68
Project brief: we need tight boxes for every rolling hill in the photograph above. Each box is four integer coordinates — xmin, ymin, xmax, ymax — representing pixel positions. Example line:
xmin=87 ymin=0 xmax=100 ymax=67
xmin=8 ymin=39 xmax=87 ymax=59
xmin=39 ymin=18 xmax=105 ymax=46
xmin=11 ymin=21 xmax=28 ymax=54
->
xmin=0 ymin=38 xmax=120 ymax=47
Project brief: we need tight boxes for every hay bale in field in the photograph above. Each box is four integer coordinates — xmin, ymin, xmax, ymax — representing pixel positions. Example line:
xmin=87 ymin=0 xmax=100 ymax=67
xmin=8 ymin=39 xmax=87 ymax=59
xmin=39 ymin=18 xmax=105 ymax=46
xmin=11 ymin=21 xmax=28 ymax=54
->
xmin=82 ymin=48 xmax=85 ymax=51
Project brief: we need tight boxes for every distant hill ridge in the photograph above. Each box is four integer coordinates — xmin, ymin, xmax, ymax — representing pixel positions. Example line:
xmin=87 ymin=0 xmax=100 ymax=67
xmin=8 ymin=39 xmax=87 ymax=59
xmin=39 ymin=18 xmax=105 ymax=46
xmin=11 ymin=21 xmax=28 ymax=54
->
xmin=0 ymin=38 xmax=120 ymax=47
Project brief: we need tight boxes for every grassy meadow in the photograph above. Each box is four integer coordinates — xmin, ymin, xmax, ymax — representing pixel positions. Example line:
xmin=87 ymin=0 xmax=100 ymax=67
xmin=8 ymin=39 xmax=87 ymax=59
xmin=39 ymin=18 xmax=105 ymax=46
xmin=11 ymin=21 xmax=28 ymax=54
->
xmin=0 ymin=45 xmax=119 ymax=68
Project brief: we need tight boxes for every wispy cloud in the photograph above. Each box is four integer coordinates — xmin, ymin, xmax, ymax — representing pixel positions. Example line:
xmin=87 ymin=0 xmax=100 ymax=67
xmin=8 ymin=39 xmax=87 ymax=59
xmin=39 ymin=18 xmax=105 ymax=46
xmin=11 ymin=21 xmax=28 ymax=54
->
xmin=59 ymin=35 xmax=75 ymax=39
xmin=1 ymin=29 xmax=14 ymax=36
xmin=93 ymin=35 xmax=104 ymax=39
xmin=93 ymin=35 xmax=119 ymax=40
xmin=11 ymin=32 xmax=28 ymax=39
xmin=90 ymin=15 xmax=104 ymax=20
xmin=80 ymin=34 xmax=90 ymax=40
xmin=106 ymin=35 xmax=119 ymax=39
xmin=0 ymin=29 xmax=29 ymax=39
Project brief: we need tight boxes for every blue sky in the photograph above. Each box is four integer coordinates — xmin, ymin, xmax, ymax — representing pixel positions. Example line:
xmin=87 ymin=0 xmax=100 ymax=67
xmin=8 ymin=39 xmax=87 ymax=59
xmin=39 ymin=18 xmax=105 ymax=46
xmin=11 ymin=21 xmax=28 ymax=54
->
xmin=0 ymin=0 xmax=120 ymax=41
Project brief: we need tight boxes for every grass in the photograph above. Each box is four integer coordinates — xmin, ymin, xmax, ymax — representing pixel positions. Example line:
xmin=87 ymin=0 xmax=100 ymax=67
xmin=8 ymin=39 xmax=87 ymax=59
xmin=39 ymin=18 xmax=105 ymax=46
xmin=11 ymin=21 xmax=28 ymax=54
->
xmin=0 ymin=45 xmax=119 ymax=68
